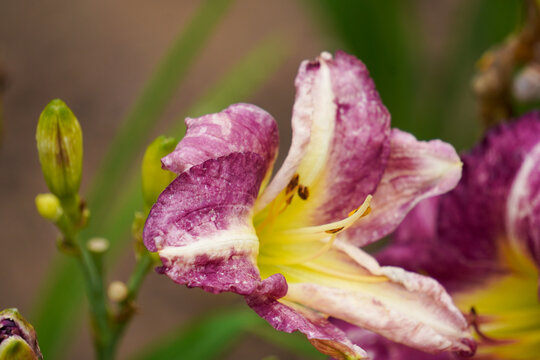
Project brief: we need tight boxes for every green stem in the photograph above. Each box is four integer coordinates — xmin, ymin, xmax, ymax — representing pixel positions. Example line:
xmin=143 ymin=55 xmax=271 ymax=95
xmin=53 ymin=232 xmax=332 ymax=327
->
xmin=105 ymin=252 xmax=154 ymax=357
xmin=76 ymin=238 xmax=113 ymax=360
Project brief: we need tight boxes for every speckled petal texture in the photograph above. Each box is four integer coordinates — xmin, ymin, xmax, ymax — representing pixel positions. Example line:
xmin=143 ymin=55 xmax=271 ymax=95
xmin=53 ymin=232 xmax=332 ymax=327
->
xmin=379 ymin=112 xmax=540 ymax=291
xmin=507 ymin=141 xmax=540 ymax=269
xmin=144 ymin=152 xmax=267 ymax=294
xmin=256 ymin=51 xmax=391 ymax=222
xmin=162 ymin=103 xmax=279 ymax=177
xmin=343 ymin=129 xmax=462 ymax=247
xmin=331 ymin=323 xmax=456 ymax=360
xmin=284 ymin=240 xmax=475 ymax=355
xmin=246 ymin=294 xmax=367 ymax=359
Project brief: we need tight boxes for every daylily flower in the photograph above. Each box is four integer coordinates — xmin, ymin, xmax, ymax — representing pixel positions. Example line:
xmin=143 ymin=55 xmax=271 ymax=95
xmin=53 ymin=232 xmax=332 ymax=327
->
xmin=372 ymin=111 xmax=540 ymax=359
xmin=143 ymin=51 xmax=476 ymax=359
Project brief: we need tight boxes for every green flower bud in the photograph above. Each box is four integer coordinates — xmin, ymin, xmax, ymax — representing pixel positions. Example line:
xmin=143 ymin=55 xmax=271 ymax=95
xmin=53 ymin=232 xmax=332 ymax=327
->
xmin=36 ymin=99 xmax=83 ymax=199
xmin=141 ymin=136 xmax=177 ymax=212
xmin=35 ymin=193 xmax=62 ymax=222
xmin=0 ymin=309 xmax=43 ymax=360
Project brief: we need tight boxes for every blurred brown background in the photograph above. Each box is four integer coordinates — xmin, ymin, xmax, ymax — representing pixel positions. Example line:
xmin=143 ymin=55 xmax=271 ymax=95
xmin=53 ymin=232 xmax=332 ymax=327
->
xmin=0 ymin=0 xmax=472 ymax=359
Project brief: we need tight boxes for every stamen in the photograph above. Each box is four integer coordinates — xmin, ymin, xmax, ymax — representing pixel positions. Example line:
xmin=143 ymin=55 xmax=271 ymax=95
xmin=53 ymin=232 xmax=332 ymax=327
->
xmin=286 ymin=173 xmax=300 ymax=194
xmin=297 ymin=185 xmax=309 ymax=200
xmin=301 ymin=262 xmax=389 ymax=283
xmin=468 ymin=307 xmax=509 ymax=345
xmin=284 ymin=195 xmax=372 ymax=236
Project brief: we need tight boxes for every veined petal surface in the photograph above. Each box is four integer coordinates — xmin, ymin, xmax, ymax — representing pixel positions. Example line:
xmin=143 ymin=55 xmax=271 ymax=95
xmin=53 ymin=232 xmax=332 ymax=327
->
xmin=255 ymin=51 xmax=390 ymax=227
xmin=331 ymin=324 xmax=456 ymax=360
xmin=342 ymin=129 xmax=462 ymax=247
xmin=246 ymin=294 xmax=367 ymax=360
xmin=144 ymin=152 xmax=268 ymax=295
xmin=506 ymin=141 xmax=540 ymax=270
xmin=162 ymin=103 xmax=279 ymax=179
xmin=381 ymin=111 xmax=540 ymax=291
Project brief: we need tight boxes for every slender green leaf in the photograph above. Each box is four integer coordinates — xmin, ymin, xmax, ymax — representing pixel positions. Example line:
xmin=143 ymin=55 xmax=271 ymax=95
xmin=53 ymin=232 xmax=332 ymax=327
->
xmin=306 ymin=0 xmax=523 ymax=148
xmin=430 ymin=0 xmax=522 ymax=149
xmin=129 ymin=309 xmax=260 ymax=360
xmin=172 ymin=34 xmax=288 ymax=134
xmin=306 ymin=0 xmax=420 ymax=133
xmin=31 ymin=32 xmax=288 ymax=359
xmin=31 ymin=1 xmax=234 ymax=357
xmin=130 ymin=308 xmax=324 ymax=360
xmin=87 ymin=0 xmax=234 ymax=236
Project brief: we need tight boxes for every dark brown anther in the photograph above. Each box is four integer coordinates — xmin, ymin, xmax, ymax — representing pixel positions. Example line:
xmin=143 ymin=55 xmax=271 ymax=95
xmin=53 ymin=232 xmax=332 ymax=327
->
xmin=286 ymin=174 xmax=299 ymax=194
xmin=325 ymin=227 xmax=344 ymax=234
xmin=298 ymin=185 xmax=309 ymax=200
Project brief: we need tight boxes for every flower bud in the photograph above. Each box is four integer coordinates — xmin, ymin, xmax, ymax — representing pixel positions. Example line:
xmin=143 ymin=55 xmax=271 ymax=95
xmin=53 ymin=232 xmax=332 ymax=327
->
xmin=35 ymin=193 xmax=62 ymax=222
xmin=141 ymin=136 xmax=177 ymax=212
xmin=0 ymin=309 xmax=43 ymax=360
xmin=36 ymin=99 xmax=83 ymax=199
xmin=108 ymin=281 xmax=128 ymax=303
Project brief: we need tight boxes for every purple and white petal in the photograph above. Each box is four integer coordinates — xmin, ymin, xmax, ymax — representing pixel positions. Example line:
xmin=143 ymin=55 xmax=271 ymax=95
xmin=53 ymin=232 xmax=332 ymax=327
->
xmin=342 ymin=129 xmax=461 ymax=247
xmin=381 ymin=111 xmax=540 ymax=291
xmin=246 ymin=291 xmax=367 ymax=360
xmin=331 ymin=322 xmax=457 ymax=360
xmin=144 ymin=152 xmax=267 ymax=295
xmin=162 ymin=103 xmax=279 ymax=179
xmin=507 ymin=141 xmax=540 ymax=269
xmin=281 ymin=240 xmax=475 ymax=356
xmin=256 ymin=51 xmax=391 ymax=225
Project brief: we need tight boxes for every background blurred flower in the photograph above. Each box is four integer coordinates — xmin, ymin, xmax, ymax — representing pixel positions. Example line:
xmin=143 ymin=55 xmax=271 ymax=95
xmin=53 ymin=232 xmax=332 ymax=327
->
xmin=374 ymin=111 xmax=540 ymax=359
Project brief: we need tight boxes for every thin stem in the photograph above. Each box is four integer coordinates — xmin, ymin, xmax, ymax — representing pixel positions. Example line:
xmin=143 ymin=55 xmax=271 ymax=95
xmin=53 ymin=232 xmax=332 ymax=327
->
xmin=105 ymin=252 xmax=154 ymax=356
xmin=76 ymin=238 xmax=113 ymax=360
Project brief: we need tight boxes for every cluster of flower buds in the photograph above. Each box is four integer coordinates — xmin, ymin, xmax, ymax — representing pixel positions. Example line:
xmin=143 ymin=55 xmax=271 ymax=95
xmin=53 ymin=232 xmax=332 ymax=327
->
xmin=35 ymin=99 xmax=89 ymax=247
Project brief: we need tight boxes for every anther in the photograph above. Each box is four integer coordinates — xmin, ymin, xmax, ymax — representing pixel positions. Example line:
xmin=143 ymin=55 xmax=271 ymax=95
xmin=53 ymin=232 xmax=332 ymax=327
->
xmin=286 ymin=174 xmax=300 ymax=194
xmin=298 ymin=185 xmax=309 ymax=200
xmin=325 ymin=227 xmax=344 ymax=234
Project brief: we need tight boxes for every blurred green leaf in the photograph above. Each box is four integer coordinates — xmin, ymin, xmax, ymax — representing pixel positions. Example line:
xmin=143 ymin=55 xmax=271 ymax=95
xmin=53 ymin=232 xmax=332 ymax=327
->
xmin=31 ymin=0 xmax=234 ymax=357
xmin=173 ymin=33 xmax=288 ymax=132
xmin=429 ymin=0 xmax=522 ymax=149
xmin=32 ymin=31 xmax=288 ymax=359
xmin=87 ymin=0 xmax=234 ymax=236
xmin=249 ymin=323 xmax=326 ymax=359
xmin=306 ymin=0 xmax=523 ymax=149
xmin=129 ymin=309 xmax=259 ymax=360
xmin=130 ymin=308 xmax=324 ymax=360
xmin=307 ymin=0 xmax=420 ymax=132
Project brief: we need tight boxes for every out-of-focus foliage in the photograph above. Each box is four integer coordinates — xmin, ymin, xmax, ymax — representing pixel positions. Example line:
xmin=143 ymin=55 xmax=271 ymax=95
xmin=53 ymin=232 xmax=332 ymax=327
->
xmin=308 ymin=0 xmax=522 ymax=149
xmin=130 ymin=309 xmax=325 ymax=360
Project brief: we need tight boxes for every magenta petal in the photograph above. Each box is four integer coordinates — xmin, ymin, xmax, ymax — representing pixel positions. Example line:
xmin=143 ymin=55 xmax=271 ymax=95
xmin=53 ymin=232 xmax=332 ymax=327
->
xmin=331 ymin=321 xmax=458 ymax=360
xmin=507 ymin=142 xmax=540 ymax=269
xmin=256 ymin=51 xmax=391 ymax=222
xmin=246 ymin=294 xmax=366 ymax=359
xmin=343 ymin=128 xmax=461 ymax=247
xmin=382 ymin=111 xmax=540 ymax=291
xmin=317 ymin=51 xmax=391 ymax=222
xmin=143 ymin=152 xmax=267 ymax=295
xmin=162 ymin=103 xmax=279 ymax=176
